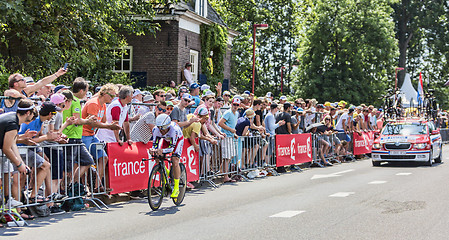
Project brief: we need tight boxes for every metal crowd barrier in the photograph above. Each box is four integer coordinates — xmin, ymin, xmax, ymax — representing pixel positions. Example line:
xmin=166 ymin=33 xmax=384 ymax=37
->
xmin=0 ymin=143 xmax=110 ymax=226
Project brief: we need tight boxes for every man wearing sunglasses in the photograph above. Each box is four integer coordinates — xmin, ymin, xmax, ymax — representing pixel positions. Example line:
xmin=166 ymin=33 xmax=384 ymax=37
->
xmin=149 ymin=114 xmax=184 ymax=198
xmin=2 ymin=67 xmax=67 ymax=113
xmin=130 ymin=101 xmax=167 ymax=144
xmin=81 ymin=83 xmax=121 ymax=193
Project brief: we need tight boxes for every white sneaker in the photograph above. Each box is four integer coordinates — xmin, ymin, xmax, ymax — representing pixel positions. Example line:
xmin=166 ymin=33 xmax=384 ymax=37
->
xmin=6 ymin=197 xmax=23 ymax=208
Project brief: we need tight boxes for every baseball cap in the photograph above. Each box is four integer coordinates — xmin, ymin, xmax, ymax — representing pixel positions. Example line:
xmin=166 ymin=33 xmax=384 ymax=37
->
xmin=202 ymin=90 xmax=215 ymax=98
xmin=297 ymin=107 xmax=304 ymax=112
xmin=182 ymin=93 xmax=193 ymax=101
xmin=190 ymin=83 xmax=200 ymax=89
xmin=216 ymin=96 xmax=224 ymax=102
xmin=266 ymin=92 xmax=272 ymax=97
xmin=54 ymin=85 xmax=71 ymax=93
xmin=197 ymin=107 xmax=209 ymax=116
xmin=143 ymin=94 xmax=154 ymax=102
xmin=317 ymin=104 xmax=324 ymax=108
xmin=324 ymin=102 xmax=331 ymax=107
xmin=232 ymin=98 xmax=241 ymax=104
xmin=223 ymin=90 xmax=231 ymax=96
xmin=280 ymin=96 xmax=287 ymax=100
xmin=245 ymin=109 xmax=255 ymax=118
xmin=244 ymin=90 xmax=251 ymax=95
xmin=41 ymin=101 xmax=61 ymax=114
xmin=24 ymin=77 xmax=34 ymax=84
xmin=50 ymin=93 xmax=65 ymax=105
xmin=166 ymin=101 xmax=174 ymax=107
xmin=200 ymin=84 xmax=210 ymax=91
xmin=133 ymin=89 xmax=143 ymax=97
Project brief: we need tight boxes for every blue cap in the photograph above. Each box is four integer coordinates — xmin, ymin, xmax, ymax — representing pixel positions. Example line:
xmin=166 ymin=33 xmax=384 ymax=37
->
xmin=54 ymin=85 xmax=70 ymax=93
xmin=297 ymin=107 xmax=304 ymax=112
xmin=244 ymin=90 xmax=251 ymax=94
xmin=190 ymin=83 xmax=200 ymax=89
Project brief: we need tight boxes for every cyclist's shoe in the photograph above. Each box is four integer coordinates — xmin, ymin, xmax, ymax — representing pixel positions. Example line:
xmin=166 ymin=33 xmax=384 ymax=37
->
xmin=170 ymin=188 xmax=179 ymax=198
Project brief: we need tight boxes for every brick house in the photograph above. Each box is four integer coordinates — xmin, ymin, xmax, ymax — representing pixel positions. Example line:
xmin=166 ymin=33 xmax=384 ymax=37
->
xmin=114 ymin=0 xmax=238 ymax=89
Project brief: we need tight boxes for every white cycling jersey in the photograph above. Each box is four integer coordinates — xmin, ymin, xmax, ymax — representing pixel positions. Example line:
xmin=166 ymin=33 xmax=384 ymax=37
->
xmin=152 ymin=122 xmax=184 ymax=157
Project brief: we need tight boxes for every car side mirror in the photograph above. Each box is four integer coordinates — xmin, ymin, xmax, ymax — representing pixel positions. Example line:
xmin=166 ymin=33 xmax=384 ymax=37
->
xmin=431 ymin=130 xmax=440 ymax=135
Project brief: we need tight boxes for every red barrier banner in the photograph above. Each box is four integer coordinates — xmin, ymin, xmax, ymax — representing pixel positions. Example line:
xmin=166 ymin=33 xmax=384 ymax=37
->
xmin=107 ymin=139 xmax=199 ymax=194
xmin=180 ymin=138 xmax=200 ymax=182
xmin=276 ymin=133 xmax=313 ymax=167
xmin=353 ymin=131 xmax=374 ymax=155
xmin=107 ymin=142 xmax=153 ymax=195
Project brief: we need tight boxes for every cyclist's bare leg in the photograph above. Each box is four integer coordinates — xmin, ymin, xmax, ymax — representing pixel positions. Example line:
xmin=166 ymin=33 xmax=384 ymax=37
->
xmin=171 ymin=156 xmax=181 ymax=180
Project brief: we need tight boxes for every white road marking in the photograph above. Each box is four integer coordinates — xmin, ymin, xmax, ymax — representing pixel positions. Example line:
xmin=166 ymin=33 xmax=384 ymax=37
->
xmin=368 ymin=181 xmax=387 ymax=184
xmin=396 ymin=173 xmax=412 ymax=176
xmin=329 ymin=192 xmax=355 ymax=197
xmin=311 ymin=169 xmax=355 ymax=180
xmin=270 ymin=210 xmax=306 ymax=218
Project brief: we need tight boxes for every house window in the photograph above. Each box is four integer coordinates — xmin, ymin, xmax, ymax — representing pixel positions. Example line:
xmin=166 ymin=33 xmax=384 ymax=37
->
xmin=195 ymin=0 xmax=208 ymax=18
xmin=113 ymin=47 xmax=133 ymax=72
xmin=189 ymin=50 xmax=199 ymax=81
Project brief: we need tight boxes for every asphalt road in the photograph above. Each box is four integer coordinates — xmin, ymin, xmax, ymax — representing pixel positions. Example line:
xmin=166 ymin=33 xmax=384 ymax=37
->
xmin=3 ymin=145 xmax=449 ymax=240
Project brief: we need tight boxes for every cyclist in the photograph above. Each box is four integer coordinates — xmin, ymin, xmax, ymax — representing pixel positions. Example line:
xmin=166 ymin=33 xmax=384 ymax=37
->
xmin=149 ymin=114 xmax=184 ymax=198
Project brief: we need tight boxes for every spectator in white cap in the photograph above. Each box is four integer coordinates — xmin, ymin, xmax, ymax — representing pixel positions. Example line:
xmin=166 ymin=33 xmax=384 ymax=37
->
xmin=279 ymin=95 xmax=287 ymax=104
xmin=25 ymin=77 xmax=34 ymax=86
xmin=171 ymin=93 xmax=199 ymax=129
xmin=129 ymin=89 xmax=144 ymax=128
xmin=138 ymin=94 xmax=154 ymax=116
xmin=200 ymin=84 xmax=210 ymax=94
xmin=266 ymin=92 xmax=273 ymax=101
xmin=222 ymin=90 xmax=231 ymax=109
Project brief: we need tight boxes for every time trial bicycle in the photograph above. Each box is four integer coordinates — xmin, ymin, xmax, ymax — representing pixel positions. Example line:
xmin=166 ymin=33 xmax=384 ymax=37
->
xmin=142 ymin=154 xmax=187 ymax=211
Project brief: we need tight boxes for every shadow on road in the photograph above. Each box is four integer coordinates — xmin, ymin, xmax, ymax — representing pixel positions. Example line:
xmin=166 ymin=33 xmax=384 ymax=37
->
xmin=378 ymin=161 xmax=444 ymax=168
xmin=143 ymin=205 xmax=182 ymax=216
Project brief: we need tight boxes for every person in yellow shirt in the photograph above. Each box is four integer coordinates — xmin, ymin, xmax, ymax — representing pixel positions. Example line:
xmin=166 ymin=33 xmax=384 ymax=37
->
xmin=183 ymin=108 xmax=217 ymax=182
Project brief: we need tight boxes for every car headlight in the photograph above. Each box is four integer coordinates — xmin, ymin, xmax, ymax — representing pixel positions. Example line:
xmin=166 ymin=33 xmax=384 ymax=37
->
xmin=373 ymin=143 xmax=381 ymax=149
xmin=414 ymin=143 xmax=427 ymax=149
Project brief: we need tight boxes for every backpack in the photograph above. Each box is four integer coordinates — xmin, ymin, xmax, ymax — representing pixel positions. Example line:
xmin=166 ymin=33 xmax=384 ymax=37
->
xmin=28 ymin=204 xmax=51 ymax=217
xmin=61 ymin=183 xmax=86 ymax=212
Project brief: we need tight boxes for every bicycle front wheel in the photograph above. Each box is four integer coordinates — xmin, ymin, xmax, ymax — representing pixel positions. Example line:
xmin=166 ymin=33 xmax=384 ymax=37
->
xmin=148 ymin=164 xmax=165 ymax=211
xmin=172 ymin=163 xmax=187 ymax=206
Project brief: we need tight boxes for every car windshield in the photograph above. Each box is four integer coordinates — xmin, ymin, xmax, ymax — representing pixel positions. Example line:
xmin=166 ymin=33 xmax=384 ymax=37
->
xmin=382 ymin=123 xmax=427 ymax=135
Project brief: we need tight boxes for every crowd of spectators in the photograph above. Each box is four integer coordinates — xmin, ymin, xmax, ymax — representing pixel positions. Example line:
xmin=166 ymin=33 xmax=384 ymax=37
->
xmin=0 ymin=62 xmax=392 ymax=226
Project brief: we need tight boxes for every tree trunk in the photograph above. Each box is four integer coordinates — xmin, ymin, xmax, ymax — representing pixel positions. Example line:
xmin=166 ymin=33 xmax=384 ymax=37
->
xmin=397 ymin=0 xmax=412 ymax=88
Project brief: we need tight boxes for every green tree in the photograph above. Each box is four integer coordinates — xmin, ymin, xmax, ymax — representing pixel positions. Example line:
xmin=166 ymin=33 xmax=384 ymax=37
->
xmin=210 ymin=0 xmax=299 ymax=97
xmin=294 ymin=0 xmax=398 ymax=105
xmin=0 ymin=0 xmax=168 ymax=89
xmin=392 ymin=0 xmax=449 ymax=108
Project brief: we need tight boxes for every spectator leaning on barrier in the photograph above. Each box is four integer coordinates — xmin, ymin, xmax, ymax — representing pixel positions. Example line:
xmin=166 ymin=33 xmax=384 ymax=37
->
xmin=130 ymin=101 xmax=167 ymax=144
xmin=170 ymin=93 xmax=198 ymax=128
xmin=97 ymin=86 xmax=133 ymax=145
xmin=218 ymin=97 xmax=240 ymax=183
xmin=2 ymin=68 xmax=67 ymax=113
xmin=276 ymin=102 xmax=292 ymax=134
xmin=19 ymin=101 xmax=61 ymax=203
xmin=81 ymin=83 xmax=121 ymax=193
xmin=61 ymin=77 xmax=97 ymax=191
xmin=0 ymin=99 xmax=36 ymax=209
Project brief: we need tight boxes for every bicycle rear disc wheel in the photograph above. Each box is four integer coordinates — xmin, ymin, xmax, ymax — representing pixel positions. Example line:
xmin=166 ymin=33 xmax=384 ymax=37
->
xmin=173 ymin=163 xmax=187 ymax=206
xmin=148 ymin=164 xmax=165 ymax=211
